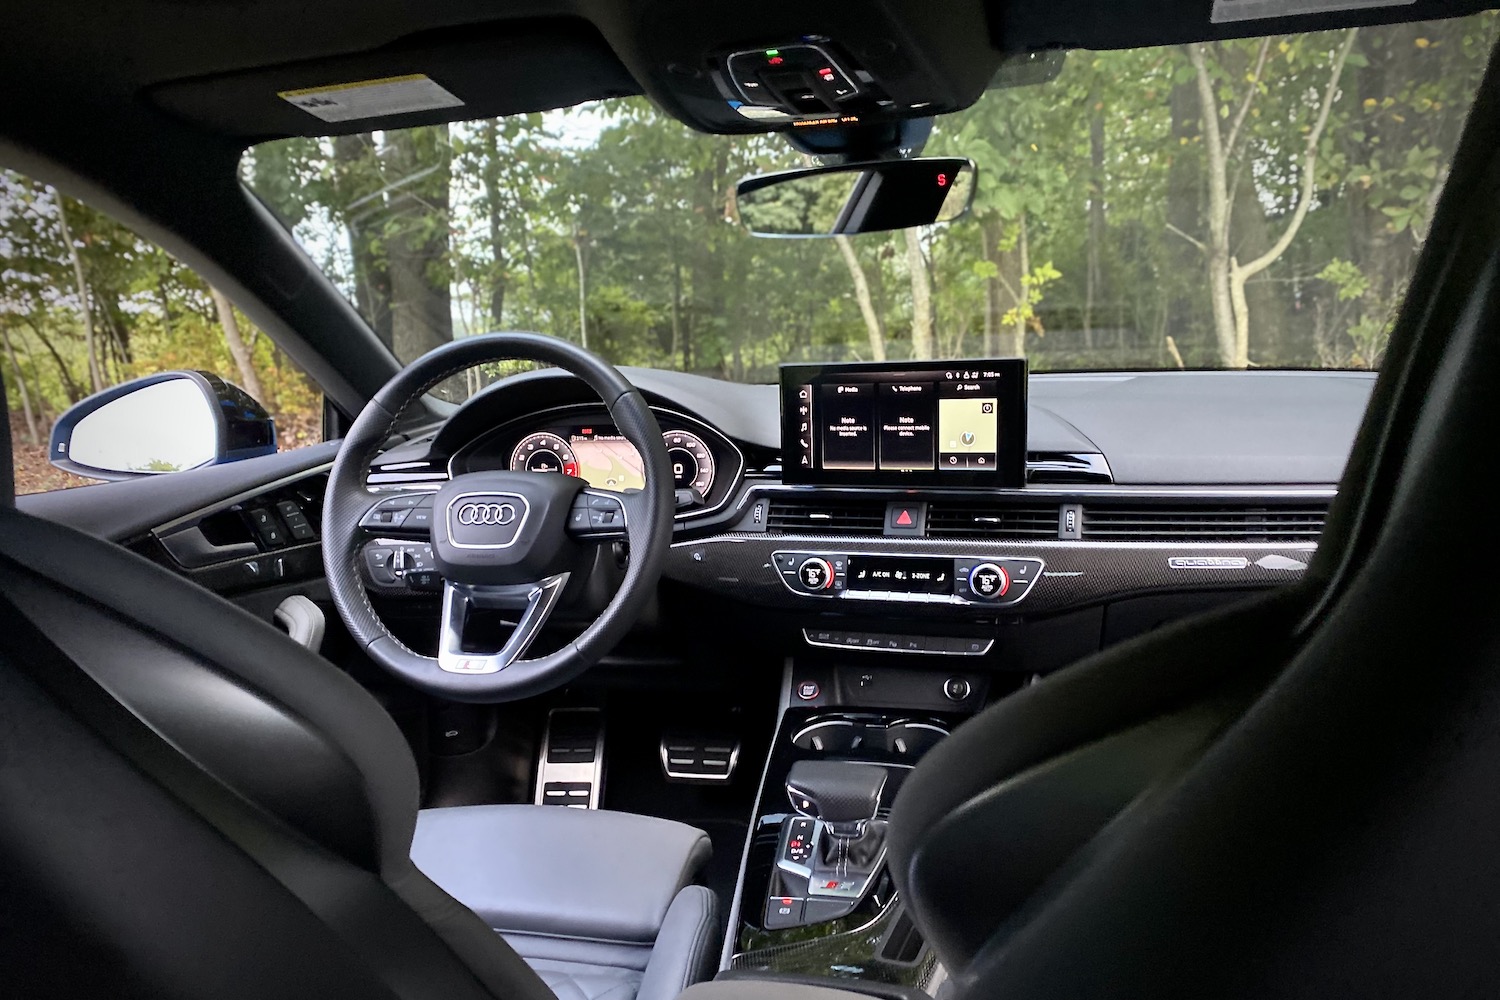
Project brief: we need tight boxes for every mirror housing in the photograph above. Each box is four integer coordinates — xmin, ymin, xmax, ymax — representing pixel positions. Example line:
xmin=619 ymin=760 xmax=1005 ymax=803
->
xmin=733 ymin=157 xmax=975 ymax=237
xmin=49 ymin=371 xmax=276 ymax=481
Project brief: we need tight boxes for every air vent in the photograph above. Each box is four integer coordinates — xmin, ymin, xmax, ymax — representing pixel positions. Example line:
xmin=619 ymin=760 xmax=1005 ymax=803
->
xmin=765 ymin=499 xmax=887 ymax=535
xmin=927 ymin=501 xmax=1061 ymax=539
xmin=1081 ymin=504 xmax=1328 ymax=543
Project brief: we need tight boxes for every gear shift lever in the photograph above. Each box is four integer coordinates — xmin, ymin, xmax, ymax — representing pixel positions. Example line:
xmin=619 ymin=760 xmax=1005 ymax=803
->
xmin=786 ymin=760 xmax=887 ymax=837
xmin=776 ymin=759 xmax=890 ymax=927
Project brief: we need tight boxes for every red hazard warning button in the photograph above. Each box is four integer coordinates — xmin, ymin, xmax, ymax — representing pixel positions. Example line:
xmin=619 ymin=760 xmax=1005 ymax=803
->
xmin=884 ymin=501 xmax=926 ymax=536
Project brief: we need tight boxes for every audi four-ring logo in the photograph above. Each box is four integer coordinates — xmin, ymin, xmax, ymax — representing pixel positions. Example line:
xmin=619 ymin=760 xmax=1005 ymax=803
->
xmin=456 ymin=502 xmax=517 ymax=526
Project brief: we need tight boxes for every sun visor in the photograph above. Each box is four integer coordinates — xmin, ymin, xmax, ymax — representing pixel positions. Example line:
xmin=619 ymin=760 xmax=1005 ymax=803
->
xmin=149 ymin=19 xmax=641 ymax=141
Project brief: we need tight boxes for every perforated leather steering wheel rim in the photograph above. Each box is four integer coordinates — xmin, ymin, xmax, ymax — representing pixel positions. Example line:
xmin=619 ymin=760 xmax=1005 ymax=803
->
xmin=322 ymin=332 xmax=674 ymax=703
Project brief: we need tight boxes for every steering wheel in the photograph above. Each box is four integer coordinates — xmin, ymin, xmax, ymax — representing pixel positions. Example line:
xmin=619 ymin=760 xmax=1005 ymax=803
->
xmin=322 ymin=333 xmax=674 ymax=703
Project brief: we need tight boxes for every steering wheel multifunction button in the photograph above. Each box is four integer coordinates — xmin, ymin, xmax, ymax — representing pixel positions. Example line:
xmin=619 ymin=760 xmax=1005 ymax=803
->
xmin=797 ymin=557 xmax=835 ymax=591
xmin=568 ymin=492 xmax=627 ymax=536
xmin=968 ymin=562 xmax=1009 ymax=599
xmin=361 ymin=492 xmax=436 ymax=529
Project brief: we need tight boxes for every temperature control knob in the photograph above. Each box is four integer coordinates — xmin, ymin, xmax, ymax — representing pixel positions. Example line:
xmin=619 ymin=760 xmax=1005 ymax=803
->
xmin=968 ymin=562 xmax=1010 ymax=600
xmin=797 ymin=557 xmax=835 ymax=592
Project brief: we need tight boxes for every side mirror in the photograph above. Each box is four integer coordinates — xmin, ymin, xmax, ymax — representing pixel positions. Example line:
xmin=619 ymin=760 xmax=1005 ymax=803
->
xmin=733 ymin=157 xmax=975 ymax=238
xmin=49 ymin=371 xmax=276 ymax=481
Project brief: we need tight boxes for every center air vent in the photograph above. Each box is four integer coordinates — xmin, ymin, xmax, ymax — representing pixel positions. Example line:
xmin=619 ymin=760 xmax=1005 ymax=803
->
xmin=765 ymin=499 xmax=887 ymax=535
xmin=927 ymin=502 xmax=1060 ymax=539
xmin=1081 ymin=504 xmax=1328 ymax=543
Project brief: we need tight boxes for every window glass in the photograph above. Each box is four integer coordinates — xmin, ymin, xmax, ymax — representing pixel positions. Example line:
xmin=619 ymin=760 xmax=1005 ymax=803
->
xmin=1 ymin=171 xmax=324 ymax=494
xmin=245 ymin=15 xmax=1499 ymax=399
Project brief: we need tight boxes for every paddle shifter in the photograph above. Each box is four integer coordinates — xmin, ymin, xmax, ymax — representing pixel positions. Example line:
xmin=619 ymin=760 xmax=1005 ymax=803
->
xmin=766 ymin=761 xmax=891 ymax=928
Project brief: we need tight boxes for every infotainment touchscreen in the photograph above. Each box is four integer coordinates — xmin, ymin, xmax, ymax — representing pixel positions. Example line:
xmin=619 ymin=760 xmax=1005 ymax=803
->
xmin=780 ymin=359 xmax=1027 ymax=487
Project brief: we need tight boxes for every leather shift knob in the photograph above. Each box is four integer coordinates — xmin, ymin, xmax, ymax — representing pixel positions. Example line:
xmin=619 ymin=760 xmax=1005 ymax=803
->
xmin=786 ymin=760 xmax=886 ymax=831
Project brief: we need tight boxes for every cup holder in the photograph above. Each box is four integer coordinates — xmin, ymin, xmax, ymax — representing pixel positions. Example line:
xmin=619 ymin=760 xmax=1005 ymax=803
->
xmin=791 ymin=714 xmax=949 ymax=758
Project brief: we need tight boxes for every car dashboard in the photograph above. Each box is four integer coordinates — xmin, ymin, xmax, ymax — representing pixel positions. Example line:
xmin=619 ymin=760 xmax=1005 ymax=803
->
xmin=18 ymin=365 xmax=1374 ymax=675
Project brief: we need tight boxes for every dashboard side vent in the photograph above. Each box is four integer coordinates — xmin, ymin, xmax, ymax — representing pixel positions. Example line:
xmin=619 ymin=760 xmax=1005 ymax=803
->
xmin=1081 ymin=503 xmax=1328 ymax=543
xmin=765 ymin=499 xmax=887 ymax=535
xmin=927 ymin=502 xmax=1061 ymax=539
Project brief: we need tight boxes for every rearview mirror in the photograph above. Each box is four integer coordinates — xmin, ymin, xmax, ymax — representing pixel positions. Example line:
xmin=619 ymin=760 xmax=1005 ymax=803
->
xmin=49 ymin=371 xmax=277 ymax=481
xmin=733 ymin=157 xmax=975 ymax=238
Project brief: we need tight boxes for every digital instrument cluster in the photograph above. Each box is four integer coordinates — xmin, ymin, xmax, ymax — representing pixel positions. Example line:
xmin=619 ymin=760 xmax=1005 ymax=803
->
xmin=451 ymin=408 xmax=738 ymax=512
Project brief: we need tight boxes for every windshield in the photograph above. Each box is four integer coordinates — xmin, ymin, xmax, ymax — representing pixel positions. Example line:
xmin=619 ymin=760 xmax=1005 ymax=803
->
xmin=243 ymin=16 xmax=1497 ymax=400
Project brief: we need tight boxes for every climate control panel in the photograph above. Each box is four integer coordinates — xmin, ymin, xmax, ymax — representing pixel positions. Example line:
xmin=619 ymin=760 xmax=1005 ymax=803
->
xmin=770 ymin=550 xmax=1042 ymax=607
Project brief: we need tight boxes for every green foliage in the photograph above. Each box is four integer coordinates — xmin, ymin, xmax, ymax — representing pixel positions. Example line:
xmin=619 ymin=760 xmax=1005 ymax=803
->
xmin=6 ymin=14 xmax=1499 ymax=480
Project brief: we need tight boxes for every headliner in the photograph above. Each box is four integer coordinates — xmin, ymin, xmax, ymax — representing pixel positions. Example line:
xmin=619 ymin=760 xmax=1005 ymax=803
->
xmin=2 ymin=0 xmax=1495 ymax=144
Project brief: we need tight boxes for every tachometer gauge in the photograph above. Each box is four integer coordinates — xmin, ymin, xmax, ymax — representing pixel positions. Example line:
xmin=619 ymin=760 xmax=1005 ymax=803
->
xmin=511 ymin=432 xmax=579 ymax=477
xmin=663 ymin=430 xmax=715 ymax=498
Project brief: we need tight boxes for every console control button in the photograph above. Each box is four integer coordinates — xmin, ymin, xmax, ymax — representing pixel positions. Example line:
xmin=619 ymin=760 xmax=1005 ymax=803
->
xmin=797 ymin=557 xmax=835 ymax=591
xmin=796 ymin=680 xmax=821 ymax=701
xmin=968 ymin=562 xmax=1010 ymax=600
xmin=764 ymin=896 xmax=805 ymax=930
xmin=944 ymin=676 xmax=973 ymax=702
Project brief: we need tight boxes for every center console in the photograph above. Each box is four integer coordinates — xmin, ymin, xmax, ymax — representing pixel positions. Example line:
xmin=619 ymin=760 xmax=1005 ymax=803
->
xmin=721 ymin=663 xmax=1008 ymax=997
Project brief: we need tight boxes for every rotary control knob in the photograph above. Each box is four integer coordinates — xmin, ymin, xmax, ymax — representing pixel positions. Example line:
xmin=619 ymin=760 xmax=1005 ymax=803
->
xmin=796 ymin=556 xmax=835 ymax=592
xmin=968 ymin=562 xmax=1010 ymax=600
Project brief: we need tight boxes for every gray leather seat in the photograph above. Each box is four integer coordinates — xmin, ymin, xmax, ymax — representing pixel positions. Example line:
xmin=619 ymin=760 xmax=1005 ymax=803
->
xmin=411 ymin=805 xmax=718 ymax=1000
xmin=0 ymin=376 xmax=719 ymax=1000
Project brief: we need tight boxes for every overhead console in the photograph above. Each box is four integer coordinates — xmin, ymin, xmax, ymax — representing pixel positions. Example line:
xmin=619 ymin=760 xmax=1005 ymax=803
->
xmin=621 ymin=0 xmax=1003 ymax=134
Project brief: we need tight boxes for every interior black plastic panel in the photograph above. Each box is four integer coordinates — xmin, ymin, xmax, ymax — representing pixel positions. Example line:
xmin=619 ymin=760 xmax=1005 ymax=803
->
xmin=15 ymin=440 xmax=337 ymax=543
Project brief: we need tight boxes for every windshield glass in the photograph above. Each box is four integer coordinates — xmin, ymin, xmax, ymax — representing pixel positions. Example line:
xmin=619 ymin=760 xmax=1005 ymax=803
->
xmin=243 ymin=16 xmax=1497 ymax=400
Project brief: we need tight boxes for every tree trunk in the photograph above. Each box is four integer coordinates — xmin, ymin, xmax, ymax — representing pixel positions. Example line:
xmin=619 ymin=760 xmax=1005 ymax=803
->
xmin=1010 ymin=212 xmax=1031 ymax=355
xmin=383 ymin=126 xmax=452 ymax=363
xmin=1227 ymin=29 xmax=1358 ymax=367
xmin=20 ymin=315 xmax=83 ymax=403
xmin=835 ymin=235 xmax=887 ymax=362
xmin=573 ymin=226 xmax=589 ymax=350
xmin=1 ymin=322 xmax=39 ymax=444
xmin=480 ymin=122 xmax=508 ymax=330
xmin=54 ymin=194 xmax=103 ymax=393
xmin=905 ymin=229 xmax=934 ymax=359
xmin=1189 ymin=32 xmax=1356 ymax=367
xmin=670 ymin=258 xmax=682 ymax=365
xmin=981 ymin=217 xmax=1006 ymax=356
xmin=1084 ymin=86 xmax=1106 ymax=348
xmin=1187 ymin=43 xmax=1239 ymax=366
xmin=333 ymin=135 xmax=393 ymax=347
xmin=210 ymin=287 xmax=264 ymax=401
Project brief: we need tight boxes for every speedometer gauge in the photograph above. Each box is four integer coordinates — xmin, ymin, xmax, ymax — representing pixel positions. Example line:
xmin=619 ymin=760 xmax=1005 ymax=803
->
xmin=510 ymin=432 xmax=579 ymax=477
xmin=664 ymin=430 xmax=715 ymax=497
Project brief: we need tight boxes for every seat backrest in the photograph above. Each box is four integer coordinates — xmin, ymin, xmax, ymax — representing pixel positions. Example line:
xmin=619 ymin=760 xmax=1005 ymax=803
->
xmin=0 ymin=492 xmax=553 ymax=1000
xmin=887 ymin=42 xmax=1500 ymax=1000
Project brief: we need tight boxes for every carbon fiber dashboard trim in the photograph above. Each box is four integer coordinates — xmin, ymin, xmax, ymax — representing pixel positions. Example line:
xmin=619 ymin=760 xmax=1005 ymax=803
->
xmin=665 ymin=534 xmax=1315 ymax=617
